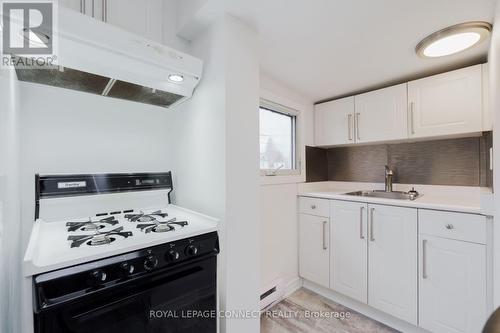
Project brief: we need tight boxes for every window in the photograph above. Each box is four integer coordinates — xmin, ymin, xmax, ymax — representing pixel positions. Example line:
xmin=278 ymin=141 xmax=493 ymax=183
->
xmin=259 ymin=100 xmax=299 ymax=175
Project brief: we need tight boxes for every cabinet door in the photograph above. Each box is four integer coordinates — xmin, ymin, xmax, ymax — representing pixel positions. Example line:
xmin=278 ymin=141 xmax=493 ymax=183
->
xmin=330 ymin=201 xmax=368 ymax=303
xmin=368 ymin=204 xmax=417 ymax=324
xmin=59 ymin=0 xmax=82 ymax=12
xmin=106 ymin=0 xmax=163 ymax=42
xmin=355 ymin=83 xmax=408 ymax=143
xmin=60 ymin=0 xmax=105 ymax=21
xmin=314 ymin=96 xmax=355 ymax=146
xmin=419 ymin=235 xmax=487 ymax=333
xmin=408 ymin=65 xmax=482 ymax=138
xmin=299 ymin=214 xmax=329 ymax=288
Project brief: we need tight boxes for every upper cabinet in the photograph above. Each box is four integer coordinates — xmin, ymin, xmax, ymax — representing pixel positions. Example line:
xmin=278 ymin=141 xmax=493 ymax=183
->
xmin=314 ymin=96 xmax=355 ymax=146
xmin=355 ymin=83 xmax=408 ymax=144
xmin=59 ymin=0 xmax=163 ymax=43
xmin=407 ymin=65 xmax=483 ymax=139
xmin=314 ymin=64 xmax=488 ymax=147
xmin=106 ymin=0 xmax=163 ymax=43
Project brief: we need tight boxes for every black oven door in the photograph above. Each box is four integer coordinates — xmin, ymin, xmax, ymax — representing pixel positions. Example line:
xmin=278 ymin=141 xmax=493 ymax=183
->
xmin=35 ymin=256 xmax=217 ymax=333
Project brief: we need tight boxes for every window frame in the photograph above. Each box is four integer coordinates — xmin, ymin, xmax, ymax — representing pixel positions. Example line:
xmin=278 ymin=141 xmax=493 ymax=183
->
xmin=259 ymin=98 xmax=301 ymax=177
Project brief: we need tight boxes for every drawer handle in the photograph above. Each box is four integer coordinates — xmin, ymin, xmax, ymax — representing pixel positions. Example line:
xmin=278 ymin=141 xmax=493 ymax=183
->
xmin=445 ymin=224 xmax=454 ymax=230
xmin=311 ymin=205 xmax=316 ymax=209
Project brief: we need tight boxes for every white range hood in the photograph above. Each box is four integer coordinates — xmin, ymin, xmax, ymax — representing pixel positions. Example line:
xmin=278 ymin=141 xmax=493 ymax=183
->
xmin=14 ymin=7 xmax=203 ymax=108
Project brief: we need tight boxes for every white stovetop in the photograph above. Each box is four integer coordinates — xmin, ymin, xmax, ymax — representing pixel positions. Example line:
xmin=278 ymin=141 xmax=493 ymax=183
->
xmin=23 ymin=204 xmax=218 ymax=276
xmin=298 ymin=181 xmax=493 ymax=215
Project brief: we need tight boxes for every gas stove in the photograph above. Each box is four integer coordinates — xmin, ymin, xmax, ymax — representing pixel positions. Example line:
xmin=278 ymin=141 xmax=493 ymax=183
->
xmin=24 ymin=172 xmax=219 ymax=333
xmin=24 ymin=172 xmax=218 ymax=276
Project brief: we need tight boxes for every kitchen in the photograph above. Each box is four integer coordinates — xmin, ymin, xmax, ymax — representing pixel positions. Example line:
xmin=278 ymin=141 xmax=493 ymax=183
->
xmin=0 ymin=1 xmax=499 ymax=333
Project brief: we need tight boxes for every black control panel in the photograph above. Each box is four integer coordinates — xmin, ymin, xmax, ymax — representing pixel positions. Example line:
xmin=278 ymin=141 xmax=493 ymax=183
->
xmin=33 ymin=232 xmax=219 ymax=312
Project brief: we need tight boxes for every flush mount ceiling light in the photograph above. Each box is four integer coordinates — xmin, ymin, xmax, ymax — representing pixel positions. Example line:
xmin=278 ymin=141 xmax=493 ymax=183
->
xmin=168 ymin=74 xmax=184 ymax=83
xmin=416 ymin=21 xmax=492 ymax=58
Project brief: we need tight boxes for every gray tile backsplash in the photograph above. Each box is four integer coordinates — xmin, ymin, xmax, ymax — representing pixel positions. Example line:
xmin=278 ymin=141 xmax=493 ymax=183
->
xmin=306 ymin=133 xmax=493 ymax=187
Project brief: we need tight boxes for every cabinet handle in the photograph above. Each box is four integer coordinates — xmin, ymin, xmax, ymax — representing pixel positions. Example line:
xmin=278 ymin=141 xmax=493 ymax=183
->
xmin=410 ymin=102 xmax=415 ymax=134
xmin=101 ymin=0 xmax=107 ymax=22
xmin=369 ymin=208 xmax=375 ymax=241
xmin=422 ymin=239 xmax=428 ymax=279
xmin=355 ymin=113 xmax=361 ymax=140
xmin=445 ymin=224 xmax=454 ymax=230
xmin=359 ymin=206 xmax=365 ymax=239
xmin=310 ymin=205 xmax=316 ymax=210
xmin=81 ymin=0 xmax=86 ymax=14
xmin=348 ymin=114 xmax=353 ymax=140
xmin=322 ymin=221 xmax=327 ymax=250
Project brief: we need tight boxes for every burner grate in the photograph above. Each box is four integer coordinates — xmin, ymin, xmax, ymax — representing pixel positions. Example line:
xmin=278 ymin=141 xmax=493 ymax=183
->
xmin=124 ymin=210 xmax=169 ymax=223
xmin=67 ymin=226 xmax=132 ymax=248
xmin=136 ymin=217 xmax=188 ymax=233
xmin=66 ymin=216 xmax=118 ymax=232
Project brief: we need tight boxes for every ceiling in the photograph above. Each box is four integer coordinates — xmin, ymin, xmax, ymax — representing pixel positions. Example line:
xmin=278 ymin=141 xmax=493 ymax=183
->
xmin=224 ymin=0 xmax=496 ymax=102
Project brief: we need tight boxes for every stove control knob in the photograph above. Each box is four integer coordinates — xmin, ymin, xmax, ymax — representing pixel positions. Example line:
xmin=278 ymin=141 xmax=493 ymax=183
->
xmin=90 ymin=269 xmax=107 ymax=283
xmin=144 ymin=255 xmax=159 ymax=271
xmin=186 ymin=244 xmax=199 ymax=256
xmin=166 ymin=250 xmax=180 ymax=262
xmin=120 ymin=262 xmax=135 ymax=276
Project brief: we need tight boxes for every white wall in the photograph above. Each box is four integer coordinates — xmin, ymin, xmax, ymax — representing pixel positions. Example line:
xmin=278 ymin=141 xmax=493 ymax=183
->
xmin=162 ymin=0 xmax=191 ymax=51
xmin=224 ymin=14 xmax=261 ymax=333
xmin=490 ymin=0 xmax=500 ymax=308
xmin=0 ymin=65 xmax=22 ymax=333
xmin=19 ymin=84 xmax=177 ymax=242
xmin=171 ymin=13 xmax=261 ymax=333
xmin=145 ymin=10 xmax=261 ymax=332
xmin=259 ymin=75 xmax=314 ymax=297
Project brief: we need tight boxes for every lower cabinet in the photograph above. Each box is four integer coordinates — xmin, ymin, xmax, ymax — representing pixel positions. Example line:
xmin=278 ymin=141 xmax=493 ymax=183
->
xmin=298 ymin=196 xmax=489 ymax=333
xmin=367 ymin=204 xmax=418 ymax=325
xmin=419 ymin=235 xmax=487 ymax=333
xmin=330 ymin=200 xmax=368 ymax=303
xmin=299 ymin=213 xmax=329 ymax=288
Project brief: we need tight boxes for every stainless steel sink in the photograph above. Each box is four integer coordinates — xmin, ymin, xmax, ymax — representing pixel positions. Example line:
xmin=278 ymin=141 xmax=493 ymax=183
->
xmin=344 ymin=190 xmax=420 ymax=201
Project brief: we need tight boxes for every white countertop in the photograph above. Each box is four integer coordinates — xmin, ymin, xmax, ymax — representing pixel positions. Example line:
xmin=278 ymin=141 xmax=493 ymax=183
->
xmin=298 ymin=182 xmax=492 ymax=215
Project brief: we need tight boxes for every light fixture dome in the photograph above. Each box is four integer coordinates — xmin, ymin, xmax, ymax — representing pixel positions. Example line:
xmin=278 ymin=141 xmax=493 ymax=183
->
xmin=416 ymin=21 xmax=492 ymax=58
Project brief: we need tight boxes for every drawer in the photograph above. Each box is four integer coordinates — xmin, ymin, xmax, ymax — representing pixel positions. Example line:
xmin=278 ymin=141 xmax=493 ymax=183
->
xmin=299 ymin=197 xmax=329 ymax=217
xmin=419 ymin=209 xmax=486 ymax=244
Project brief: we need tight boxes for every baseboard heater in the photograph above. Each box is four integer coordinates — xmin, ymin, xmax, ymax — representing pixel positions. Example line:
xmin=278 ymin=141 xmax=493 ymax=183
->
xmin=260 ymin=279 xmax=284 ymax=310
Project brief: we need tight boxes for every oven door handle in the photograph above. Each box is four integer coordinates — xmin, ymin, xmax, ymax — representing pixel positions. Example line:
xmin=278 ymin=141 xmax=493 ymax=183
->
xmin=36 ymin=261 xmax=208 ymax=313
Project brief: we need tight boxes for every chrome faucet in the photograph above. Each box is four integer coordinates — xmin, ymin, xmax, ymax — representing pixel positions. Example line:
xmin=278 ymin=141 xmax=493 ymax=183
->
xmin=385 ymin=165 xmax=394 ymax=192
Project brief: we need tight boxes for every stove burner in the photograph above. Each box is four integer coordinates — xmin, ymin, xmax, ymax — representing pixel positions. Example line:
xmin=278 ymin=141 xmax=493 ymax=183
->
xmin=153 ymin=224 xmax=175 ymax=233
xmin=81 ymin=223 xmax=103 ymax=232
xmin=124 ymin=210 xmax=168 ymax=223
xmin=87 ymin=235 xmax=116 ymax=246
xmin=67 ymin=227 xmax=132 ymax=248
xmin=137 ymin=218 xmax=188 ymax=234
xmin=138 ymin=215 xmax=156 ymax=223
xmin=66 ymin=216 xmax=118 ymax=232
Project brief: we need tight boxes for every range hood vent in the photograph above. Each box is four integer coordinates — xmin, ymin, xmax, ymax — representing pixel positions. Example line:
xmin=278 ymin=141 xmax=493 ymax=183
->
xmin=12 ymin=7 xmax=202 ymax=109
xmin=14 ymin=57 xmax=184 ymax=108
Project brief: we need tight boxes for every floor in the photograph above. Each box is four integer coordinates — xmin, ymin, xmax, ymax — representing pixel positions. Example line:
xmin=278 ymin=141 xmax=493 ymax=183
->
xmin=261 ymin=288 xmax=399 ymax=333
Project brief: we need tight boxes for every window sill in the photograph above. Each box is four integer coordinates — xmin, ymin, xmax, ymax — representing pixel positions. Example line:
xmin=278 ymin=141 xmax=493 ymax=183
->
xmin=260 ymin=173 xmax=305 ymax=186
